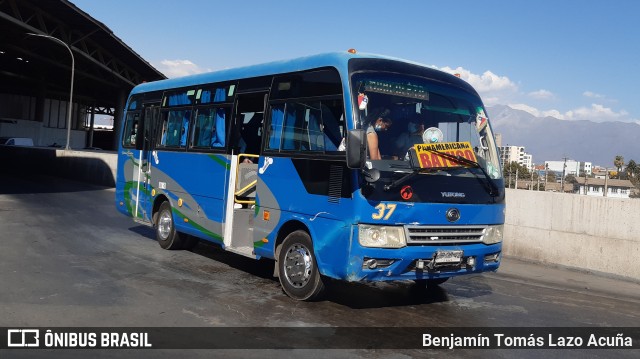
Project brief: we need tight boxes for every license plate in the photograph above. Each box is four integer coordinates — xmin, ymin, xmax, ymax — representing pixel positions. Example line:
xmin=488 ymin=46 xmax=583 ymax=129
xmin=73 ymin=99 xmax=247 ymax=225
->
xmin=434 ymin=250 xmax=463 ymax=264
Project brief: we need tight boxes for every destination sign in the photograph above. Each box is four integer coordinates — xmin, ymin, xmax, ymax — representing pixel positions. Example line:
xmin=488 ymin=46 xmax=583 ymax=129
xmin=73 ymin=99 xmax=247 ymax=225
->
xmin=414 ymin=141 xmax=478 ymax=169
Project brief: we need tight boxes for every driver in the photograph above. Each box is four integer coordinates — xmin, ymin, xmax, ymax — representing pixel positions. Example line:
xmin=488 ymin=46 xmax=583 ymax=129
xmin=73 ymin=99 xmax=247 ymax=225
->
xmin=366 ymin=108 xmax=393 ymax=160
xmin=395 ymin=120 xmax=425 ymax=160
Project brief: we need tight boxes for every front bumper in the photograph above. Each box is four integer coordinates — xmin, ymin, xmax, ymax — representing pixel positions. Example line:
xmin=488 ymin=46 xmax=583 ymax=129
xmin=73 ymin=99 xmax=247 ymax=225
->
xmin=344 ymin=242 xmax=502 ymax=282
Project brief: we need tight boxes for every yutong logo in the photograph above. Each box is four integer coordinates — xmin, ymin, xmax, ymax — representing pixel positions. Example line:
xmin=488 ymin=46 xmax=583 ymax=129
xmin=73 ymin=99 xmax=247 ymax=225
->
xmin=441 ymin=192 xmax=466 ymax=198
xmin=446 ymin=208 xmax=461 ymax=223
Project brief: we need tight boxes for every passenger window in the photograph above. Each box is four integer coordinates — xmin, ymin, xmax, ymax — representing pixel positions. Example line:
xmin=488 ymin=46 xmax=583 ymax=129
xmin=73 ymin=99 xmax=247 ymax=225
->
xmin=192 ymin=107 xmax=228 ymax=149
xmin=267 ymin=100 xmax=344 ymax=153
xmin=198 ymin=85 xmax=235 ymax=104
xmin=159 ymin=109 xmax=191 ymax=148
xmin=319 ymin=100 xmax=345 ymax=151
xmin=281 ymin=102 xmax=322 ymax=151
xmin=122 ymin=112 xmax=140 ymax=148
xmin=267 ymin=105 xmax=284 ymax=150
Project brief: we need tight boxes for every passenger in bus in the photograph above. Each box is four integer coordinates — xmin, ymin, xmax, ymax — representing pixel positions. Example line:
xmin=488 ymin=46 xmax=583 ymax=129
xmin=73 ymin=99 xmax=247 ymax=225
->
xmin=366 ymin=108 xmax=393 ymax=160
xmin=179 ymin=112 xmax=190 ymax=147
xmin=395 ymin=119 xmax=425 ymax=160
xmin=130 ymin=122 xmax=138 ymax=145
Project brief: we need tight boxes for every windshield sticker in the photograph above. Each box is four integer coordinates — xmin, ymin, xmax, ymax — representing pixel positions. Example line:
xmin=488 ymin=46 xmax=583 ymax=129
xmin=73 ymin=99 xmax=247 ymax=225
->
xmin=476 ymin=107 xmax=488 ymax=132
xmin=414 ymin=141 xmax=478 ymax=169
xmin=357 ymin=93 xmax=368 ymax=110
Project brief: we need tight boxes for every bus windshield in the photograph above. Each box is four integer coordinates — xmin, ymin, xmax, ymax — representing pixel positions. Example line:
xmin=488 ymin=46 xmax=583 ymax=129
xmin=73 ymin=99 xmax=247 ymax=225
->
xmin=351 ymin=72 xmax=502 ymax=180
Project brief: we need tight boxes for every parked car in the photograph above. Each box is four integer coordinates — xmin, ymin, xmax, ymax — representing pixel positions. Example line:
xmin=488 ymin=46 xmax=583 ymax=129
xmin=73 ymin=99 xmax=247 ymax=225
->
xmin=0 ymin=137 xmax=34 ymax=146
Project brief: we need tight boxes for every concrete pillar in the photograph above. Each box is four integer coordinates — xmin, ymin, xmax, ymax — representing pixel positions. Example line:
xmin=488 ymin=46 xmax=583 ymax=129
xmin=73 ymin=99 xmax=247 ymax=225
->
xmin=88 ymin=106 xmax=96 ymax=148
xmin=111 ymin=89 xmax=127 ymax=151
xmin=35 ymin=79 xmax=46 ymax=123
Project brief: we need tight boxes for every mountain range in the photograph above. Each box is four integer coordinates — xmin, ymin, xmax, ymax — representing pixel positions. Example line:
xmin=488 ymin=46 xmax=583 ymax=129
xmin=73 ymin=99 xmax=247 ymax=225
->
xmin=487 ymin=105 xmax=640 ymax=167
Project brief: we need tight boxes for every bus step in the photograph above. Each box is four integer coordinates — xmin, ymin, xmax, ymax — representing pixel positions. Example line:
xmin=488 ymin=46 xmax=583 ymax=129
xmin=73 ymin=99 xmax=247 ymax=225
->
xmin=133 ymin=218 xmax=152 ymax=227
xmin=226 ymin=246 xmax=256 ymax=259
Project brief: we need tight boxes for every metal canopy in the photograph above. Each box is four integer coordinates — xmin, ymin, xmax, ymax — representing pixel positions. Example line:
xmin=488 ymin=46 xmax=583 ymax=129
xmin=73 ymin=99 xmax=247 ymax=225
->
xmin=0 ymin=0 xmax=166 ymax=109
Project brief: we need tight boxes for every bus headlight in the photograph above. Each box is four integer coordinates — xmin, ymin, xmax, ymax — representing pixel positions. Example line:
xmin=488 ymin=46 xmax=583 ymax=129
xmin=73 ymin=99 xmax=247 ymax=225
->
xmin=482 ymin=225 xmax=504 ymax=245
xmin=358 ymin=225 xmax=406 ymax=248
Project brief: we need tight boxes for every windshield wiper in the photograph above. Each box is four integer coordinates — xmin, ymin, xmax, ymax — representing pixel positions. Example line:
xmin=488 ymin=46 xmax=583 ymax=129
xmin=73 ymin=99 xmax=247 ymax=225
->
xmin=423 ymin=148 xmax=501 ymax=197
xmin=383 ymin=169 xmax=419 ymax=191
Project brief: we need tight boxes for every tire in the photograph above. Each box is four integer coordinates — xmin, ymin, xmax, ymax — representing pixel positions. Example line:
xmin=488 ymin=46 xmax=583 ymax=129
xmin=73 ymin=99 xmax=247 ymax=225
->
xmin=414 ymin=277 xmax=449 ymax=288
xmin=155 ymin=201 xmax=184 ymax=250
xmin=277 ymin=230 xmax=325 ymax=301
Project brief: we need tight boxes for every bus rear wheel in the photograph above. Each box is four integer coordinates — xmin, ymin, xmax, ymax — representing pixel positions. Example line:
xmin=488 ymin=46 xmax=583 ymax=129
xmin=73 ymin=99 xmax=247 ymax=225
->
xmin=156 ymin=201 xmax=184 ymax=250
xmin=277 ymin=230 xmax=325 ymax=301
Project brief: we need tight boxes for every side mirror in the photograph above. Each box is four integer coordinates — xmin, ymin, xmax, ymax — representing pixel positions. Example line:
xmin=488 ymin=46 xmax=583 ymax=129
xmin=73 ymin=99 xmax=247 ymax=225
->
xmin=346 ymin=129 xmax=366 ymax=169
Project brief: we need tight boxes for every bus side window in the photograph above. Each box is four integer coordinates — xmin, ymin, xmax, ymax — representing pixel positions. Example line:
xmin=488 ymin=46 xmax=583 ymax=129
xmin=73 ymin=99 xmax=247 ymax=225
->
xmin=158 ymin=109 xmax=191 ymax=148
xmin=267 ymin=100 xmax=344 ymax=153
xmin=319 ymin=101 xmax=345 ymax=151
xmin=180 ymin=112 xmax=190 ymax=147
xmin=213 ymin=108 xmax=226 ymax=147
xmin=122 ymin=112 xmax=139 ymax=147
xmin=159 ymin=117 xmax=168 ymax=146
xmin=192 ymin=107 xmax=227 ymax=149
xmin=193 ymin=108 xmax=213 ymax=148
xmin=280 ymin=101 xmax=322 ymax=151
xmin=267 ymin=105 xmax=285 ymax=150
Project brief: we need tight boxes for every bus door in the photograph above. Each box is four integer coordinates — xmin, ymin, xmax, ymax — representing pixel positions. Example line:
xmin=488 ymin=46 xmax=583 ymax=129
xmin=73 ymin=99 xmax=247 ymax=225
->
xmin=134 ymin=103 xmax=160 ymax=224
xmin=223 ymin=92 xmax=267 ymax=256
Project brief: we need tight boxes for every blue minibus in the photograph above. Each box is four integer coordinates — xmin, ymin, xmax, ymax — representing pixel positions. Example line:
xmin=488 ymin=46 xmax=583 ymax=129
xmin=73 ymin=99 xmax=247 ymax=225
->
xmin=115 ymin=51 xmax=505 ymax=300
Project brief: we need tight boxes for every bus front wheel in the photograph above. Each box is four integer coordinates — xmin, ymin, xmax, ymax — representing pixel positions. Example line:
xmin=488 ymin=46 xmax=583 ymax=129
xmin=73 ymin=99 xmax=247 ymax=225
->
xmin=277 ymin=230 xmax=325 ymax=301
xmin=156 ymin=201 xmax=184 ymax=250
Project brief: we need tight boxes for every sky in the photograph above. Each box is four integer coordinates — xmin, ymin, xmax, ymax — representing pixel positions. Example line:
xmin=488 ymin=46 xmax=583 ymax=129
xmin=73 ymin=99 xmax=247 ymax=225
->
xmin=71 ymin=0 xmax=640 ymax=125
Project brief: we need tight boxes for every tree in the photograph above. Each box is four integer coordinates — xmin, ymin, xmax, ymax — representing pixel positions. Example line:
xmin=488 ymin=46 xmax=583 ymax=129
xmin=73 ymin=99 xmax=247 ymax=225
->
xmin=614 ymin=155 xmax=625 ymax=173
xmin=564 ymin=174 xmax=579 ymax=191
xmin=502 ymin=161 xmax=530 ymax=189
xmin=564 ymin=174 xmax=577 ymax=184
xmin=546 ymin=170 xmax=557 ymax=182
xmin=627 ymin=159 xmax=637 ymax=178
xmin=627 ymin=159 xmax=640 ymax=195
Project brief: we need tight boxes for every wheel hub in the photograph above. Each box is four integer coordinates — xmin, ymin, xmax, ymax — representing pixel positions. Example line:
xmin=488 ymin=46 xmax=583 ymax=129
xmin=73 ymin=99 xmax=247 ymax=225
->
xmin=283 ymin=244 xmax=312 ymax=288
xmin=158 ymin=211 xmax=172 ymax=240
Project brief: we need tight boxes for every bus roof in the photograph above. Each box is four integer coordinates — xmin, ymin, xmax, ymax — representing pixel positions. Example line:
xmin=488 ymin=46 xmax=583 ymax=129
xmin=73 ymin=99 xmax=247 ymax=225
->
xmin=130 ymin=51 xmax=465 ymax=95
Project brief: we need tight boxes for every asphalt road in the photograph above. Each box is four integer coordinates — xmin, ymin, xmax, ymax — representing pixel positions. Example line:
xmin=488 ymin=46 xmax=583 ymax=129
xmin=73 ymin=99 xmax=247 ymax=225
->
xmin=1 ymin=173 xmax=638 ymax=358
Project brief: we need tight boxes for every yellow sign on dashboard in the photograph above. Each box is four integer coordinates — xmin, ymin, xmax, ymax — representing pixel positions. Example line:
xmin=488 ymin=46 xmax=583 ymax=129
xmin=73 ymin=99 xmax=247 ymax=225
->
xmin=414 ymin=141 xmax=477 ymax=169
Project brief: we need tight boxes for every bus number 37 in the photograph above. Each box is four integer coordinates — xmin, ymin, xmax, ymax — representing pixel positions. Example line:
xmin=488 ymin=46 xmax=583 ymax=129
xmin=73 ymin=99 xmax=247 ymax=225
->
xmin=372 ymin=203 xmax=396 ymax=220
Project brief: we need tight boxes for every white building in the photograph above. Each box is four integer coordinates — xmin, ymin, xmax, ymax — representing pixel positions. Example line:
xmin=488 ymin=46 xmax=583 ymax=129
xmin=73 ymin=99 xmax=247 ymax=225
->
xmin=495 ymin=133 xmax=503 ymax=147
xmin=575 ymin=178 xmax=634 ymax=199
xmin=545 ymin=160 xmax=592 ymax=177
xmin=545 ymin=160 xmax=578 ymax=177
xmin=500 ymin=145 xmax=533 ymax=171
xmin=523 ymin=153 xmax=533 ymax=171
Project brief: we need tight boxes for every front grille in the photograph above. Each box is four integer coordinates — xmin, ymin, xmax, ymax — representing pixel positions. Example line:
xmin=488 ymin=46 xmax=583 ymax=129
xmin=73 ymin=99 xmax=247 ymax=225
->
xmin=405 ymin=225 xmax=486 ymax=245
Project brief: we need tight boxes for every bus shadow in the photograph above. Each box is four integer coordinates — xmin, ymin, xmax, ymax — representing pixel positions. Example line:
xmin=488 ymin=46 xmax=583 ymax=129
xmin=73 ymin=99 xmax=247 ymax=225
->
xmin=190 ymin=241 xmax=276 ymax=280
xmin=323 ymin=280 xmax=451 ymax=308
xmin=128 ymin=225 xmax=156 ymax=239
xmin=127 ymin=226 xmax=277 ymax=280
xmin=126 ymin=227 xmax=492 ymax=308
xmin=187 ymin=237 xmax=457 ymax=307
